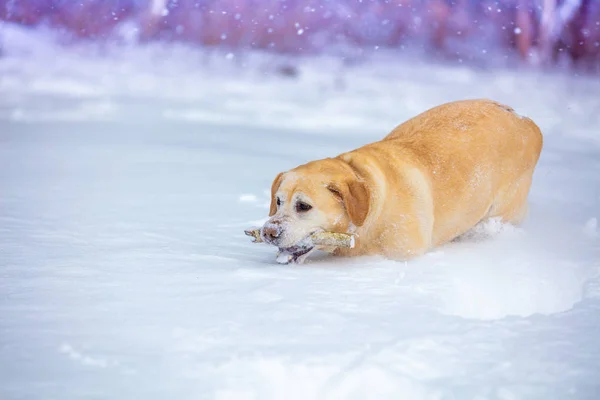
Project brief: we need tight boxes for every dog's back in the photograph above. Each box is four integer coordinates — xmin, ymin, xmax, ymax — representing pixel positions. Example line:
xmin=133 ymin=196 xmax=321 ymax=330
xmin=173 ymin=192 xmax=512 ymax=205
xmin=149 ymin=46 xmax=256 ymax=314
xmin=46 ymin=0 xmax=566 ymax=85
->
xmin=383 ymin=99 xmax=543 ymax=245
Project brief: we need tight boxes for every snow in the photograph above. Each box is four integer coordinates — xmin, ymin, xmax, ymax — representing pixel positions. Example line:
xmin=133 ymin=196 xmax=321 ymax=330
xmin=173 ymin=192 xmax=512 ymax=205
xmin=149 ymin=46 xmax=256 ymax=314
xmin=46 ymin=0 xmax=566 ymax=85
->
xmin=276 ymin=252 xmax=294 ymax=265
xmin=239 ymin=194 xmax=258 ymax=203
xmin=1 ymin=25 xmax=600 ymax=399
xmin=584 ymin=218 xmax=598 ymax=238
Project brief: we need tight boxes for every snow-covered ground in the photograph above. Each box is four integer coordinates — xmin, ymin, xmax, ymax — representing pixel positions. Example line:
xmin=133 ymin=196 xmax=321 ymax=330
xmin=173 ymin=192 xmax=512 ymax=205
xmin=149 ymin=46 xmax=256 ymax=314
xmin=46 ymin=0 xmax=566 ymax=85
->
xmin=1 ymin=25 xmax=600 ymax=399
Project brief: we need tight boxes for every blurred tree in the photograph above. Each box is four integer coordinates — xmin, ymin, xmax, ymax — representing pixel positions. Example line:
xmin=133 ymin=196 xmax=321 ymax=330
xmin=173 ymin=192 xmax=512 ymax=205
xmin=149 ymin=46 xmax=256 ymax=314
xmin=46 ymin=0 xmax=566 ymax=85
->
xmin=0 ymin=0 xmax=598 ymax=69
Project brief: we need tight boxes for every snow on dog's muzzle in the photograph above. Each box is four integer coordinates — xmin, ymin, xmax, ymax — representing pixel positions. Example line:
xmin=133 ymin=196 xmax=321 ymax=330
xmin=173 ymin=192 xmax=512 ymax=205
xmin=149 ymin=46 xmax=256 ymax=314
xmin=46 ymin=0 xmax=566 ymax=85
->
xmin=261 ymin=222 xmax=282 ymax=245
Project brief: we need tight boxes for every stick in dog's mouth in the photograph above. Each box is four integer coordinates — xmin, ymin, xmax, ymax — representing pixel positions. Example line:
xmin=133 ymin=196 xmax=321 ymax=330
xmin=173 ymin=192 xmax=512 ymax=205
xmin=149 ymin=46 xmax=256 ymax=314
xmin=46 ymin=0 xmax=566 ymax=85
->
xmin=244 ymin=229 xmax=355 ymax=264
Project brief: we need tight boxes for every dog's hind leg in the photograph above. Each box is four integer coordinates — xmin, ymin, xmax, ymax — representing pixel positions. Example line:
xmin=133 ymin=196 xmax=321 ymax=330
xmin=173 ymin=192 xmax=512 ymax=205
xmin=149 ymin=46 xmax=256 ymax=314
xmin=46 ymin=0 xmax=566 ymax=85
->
xmin=489 ymin=172 xmax=533 ymax=226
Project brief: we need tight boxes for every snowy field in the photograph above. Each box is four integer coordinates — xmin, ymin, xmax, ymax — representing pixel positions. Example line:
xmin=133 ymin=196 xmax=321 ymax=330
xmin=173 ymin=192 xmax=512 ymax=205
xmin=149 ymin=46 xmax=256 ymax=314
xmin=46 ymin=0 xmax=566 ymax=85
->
xmin=1 ymin=26 xmax=600 ymax=399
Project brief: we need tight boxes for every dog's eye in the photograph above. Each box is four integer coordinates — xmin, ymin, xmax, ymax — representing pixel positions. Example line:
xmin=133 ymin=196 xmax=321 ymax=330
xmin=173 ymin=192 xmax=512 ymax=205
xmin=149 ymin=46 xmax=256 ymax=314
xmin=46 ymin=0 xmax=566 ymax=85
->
xmin=276 ymin=198 xmax=281 ymax=207
xmin=296 ymin=201 xmax=312 ymax=213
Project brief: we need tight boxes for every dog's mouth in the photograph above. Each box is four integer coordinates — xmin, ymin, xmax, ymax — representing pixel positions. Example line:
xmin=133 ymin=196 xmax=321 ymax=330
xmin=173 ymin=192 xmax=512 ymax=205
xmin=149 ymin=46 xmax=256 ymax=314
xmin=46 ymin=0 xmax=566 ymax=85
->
xmin=276 ymin=231 xmax=321 ymax=264
xmin=277 ymin=245 xmax=315 ymax=264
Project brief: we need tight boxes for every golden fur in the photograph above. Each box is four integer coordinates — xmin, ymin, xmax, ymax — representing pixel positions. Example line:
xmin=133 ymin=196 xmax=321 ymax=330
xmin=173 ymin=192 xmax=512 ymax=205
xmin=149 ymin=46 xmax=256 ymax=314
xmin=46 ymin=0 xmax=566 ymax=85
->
xmin=263 ymin=99 xmax=543 ymax=261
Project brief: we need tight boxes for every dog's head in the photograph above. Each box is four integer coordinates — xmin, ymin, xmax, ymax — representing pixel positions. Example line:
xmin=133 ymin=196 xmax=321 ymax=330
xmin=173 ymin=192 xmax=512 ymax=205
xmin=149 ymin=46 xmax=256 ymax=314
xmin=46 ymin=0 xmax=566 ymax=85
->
xmin=261 ymin=158 xmax=370 ymax=262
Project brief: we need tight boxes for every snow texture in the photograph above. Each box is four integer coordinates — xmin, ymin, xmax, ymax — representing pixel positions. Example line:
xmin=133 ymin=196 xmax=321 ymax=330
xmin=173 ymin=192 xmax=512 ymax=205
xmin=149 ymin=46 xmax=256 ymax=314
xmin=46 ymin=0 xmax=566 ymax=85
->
xmin=1 ymin=25 xmax=600 ymax=400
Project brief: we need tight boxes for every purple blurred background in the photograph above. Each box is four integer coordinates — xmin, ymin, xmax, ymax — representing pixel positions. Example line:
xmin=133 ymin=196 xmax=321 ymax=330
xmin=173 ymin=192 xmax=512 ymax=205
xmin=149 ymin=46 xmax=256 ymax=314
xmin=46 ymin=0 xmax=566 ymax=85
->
xmin=1 ymin=0 xmax=599 ymax=70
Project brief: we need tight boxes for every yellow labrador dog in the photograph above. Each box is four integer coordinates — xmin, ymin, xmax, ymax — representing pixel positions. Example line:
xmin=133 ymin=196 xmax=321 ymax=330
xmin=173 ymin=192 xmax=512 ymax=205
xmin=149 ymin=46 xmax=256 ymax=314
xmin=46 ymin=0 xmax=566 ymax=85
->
xmin=261 ymin=99 xmax=543 ymax=263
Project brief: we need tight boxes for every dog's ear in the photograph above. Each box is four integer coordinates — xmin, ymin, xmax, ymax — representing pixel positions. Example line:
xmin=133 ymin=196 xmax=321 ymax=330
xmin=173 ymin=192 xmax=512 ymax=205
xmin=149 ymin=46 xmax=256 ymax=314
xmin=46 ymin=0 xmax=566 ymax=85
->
xmin=269 ymin=172 xmax=285 ymax=216
xmin=327 ymin=179 xmax=370 ymax=226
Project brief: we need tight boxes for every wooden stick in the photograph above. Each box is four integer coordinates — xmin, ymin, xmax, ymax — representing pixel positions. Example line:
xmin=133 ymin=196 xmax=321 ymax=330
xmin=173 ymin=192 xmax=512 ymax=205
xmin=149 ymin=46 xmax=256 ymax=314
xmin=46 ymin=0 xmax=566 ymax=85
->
xmin=244 ymin=229 xmax=355 ymax=248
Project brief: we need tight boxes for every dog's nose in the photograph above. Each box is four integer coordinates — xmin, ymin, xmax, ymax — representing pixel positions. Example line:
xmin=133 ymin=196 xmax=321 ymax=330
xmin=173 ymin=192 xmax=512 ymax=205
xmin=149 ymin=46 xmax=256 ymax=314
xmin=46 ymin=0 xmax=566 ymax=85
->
xmin=262 ymin=224 xmax=282 ymax=244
